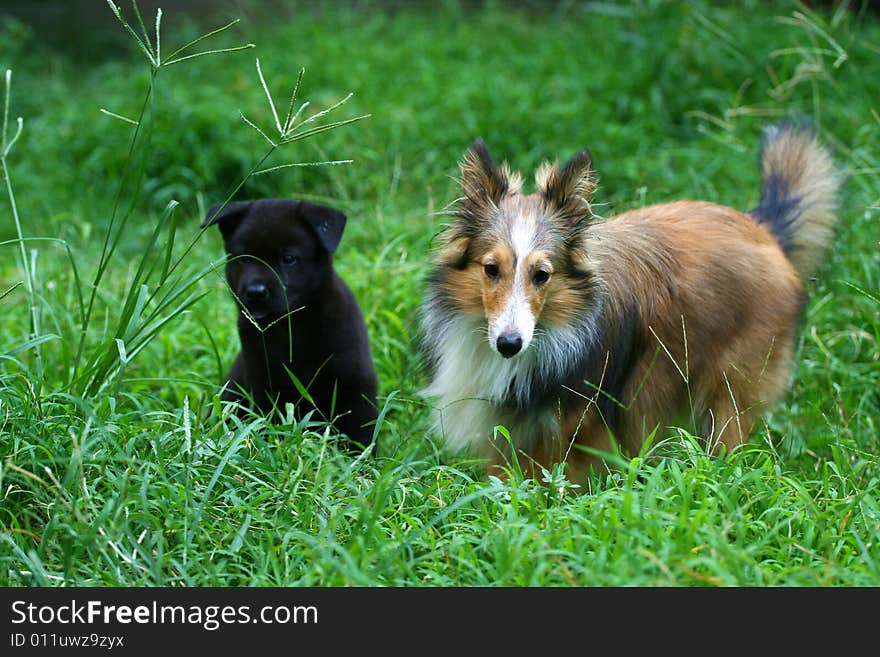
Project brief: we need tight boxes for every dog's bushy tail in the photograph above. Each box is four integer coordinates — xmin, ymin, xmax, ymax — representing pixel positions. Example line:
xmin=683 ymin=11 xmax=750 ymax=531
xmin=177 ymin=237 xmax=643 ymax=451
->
xmin=750 ymin=121 xmax=842 ymax=281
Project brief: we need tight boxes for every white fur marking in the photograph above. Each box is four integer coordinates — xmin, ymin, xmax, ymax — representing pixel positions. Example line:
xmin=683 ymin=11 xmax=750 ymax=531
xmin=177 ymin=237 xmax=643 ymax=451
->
xmin=509 ymin=216 xmax=535 ymax=256
xmin=424 ymin=316 xmax=555 ymax=450
xmin=488 ymin=216 xmax=538 ymax=353
xmin=423 ymin=310 xmax=603 ymax=452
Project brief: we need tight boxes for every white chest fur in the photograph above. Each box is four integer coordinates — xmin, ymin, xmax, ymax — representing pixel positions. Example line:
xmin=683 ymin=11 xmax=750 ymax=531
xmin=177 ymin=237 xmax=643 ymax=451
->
xmin=423 ymin=315 xmax=595 ymax=452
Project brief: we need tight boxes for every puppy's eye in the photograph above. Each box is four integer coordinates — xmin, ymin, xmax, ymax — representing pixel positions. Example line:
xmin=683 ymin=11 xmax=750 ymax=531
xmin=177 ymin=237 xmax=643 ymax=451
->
xmin=483 ymin=263 xmax=500 ymax=280
xmin=532 ymin=269 xmax=550 ymax=286
xmin=281 ymin=253 xmax=299 ymax=266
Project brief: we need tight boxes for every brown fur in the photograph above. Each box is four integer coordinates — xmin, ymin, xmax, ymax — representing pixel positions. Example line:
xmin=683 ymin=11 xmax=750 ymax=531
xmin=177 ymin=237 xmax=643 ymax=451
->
xmin=583 ymin=202 xmax=800 ymax=459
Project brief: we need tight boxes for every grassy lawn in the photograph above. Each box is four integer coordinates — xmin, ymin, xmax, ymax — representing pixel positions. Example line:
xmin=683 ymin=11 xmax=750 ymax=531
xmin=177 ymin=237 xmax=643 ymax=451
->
xmin=0 ymin=0 xmax=878 ymax=586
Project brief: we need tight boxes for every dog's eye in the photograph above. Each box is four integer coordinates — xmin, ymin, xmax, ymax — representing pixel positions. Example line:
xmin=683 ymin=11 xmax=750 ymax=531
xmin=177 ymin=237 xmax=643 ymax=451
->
xmin=532 ymin=269 xmax=550 ymax=286
xmin=281 ymin=253 xmax=299 ymax=266
xmin=483 ymin=263 xmax=500 ymax=280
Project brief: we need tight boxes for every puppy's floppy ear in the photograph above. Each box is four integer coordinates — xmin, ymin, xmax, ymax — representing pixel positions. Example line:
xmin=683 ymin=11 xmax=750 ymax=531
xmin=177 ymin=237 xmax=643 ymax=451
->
xmin=299 ymin=200 xmax=346 ymax=253
xmin=537 ymin=148 xmax=597 ymax=224
xmin=201 ymin=200 xmax=252 ymax=238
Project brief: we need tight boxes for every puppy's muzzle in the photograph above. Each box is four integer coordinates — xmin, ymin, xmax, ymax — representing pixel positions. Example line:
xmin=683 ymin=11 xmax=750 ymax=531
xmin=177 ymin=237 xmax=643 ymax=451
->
xmin=244 ymin=282 xmax=270 ymax=303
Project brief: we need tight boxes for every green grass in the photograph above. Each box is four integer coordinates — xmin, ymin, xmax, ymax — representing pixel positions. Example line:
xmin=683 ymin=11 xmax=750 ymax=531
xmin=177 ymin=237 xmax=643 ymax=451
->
xmin=1 ymin=0 xmax=878 ymax=586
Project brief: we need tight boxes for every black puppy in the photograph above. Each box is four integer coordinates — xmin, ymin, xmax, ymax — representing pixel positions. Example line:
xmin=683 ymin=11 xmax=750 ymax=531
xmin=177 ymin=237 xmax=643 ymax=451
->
xmin=201 ymin=198 xmax=379 ymax=453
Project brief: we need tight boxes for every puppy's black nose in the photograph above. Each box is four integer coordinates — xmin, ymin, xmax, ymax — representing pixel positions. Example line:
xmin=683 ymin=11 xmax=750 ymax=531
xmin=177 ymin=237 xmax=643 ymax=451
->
xmin=496 ymin=333 xmax=523 ymax=358
xmin=244 ymin=283 xmax=270 ymax=302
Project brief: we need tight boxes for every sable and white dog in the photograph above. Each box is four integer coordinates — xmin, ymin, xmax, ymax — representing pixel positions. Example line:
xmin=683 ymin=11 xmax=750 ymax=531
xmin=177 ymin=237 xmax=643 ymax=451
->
xmin=421 ymin=123 xmax=840 ymax=481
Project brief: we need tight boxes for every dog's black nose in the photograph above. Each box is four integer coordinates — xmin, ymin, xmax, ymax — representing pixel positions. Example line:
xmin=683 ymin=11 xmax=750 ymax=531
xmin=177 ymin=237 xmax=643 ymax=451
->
xmin=244 ymin=283 xmax=270 ymax=302
xmin=496 ymin=333 xmax=523 ymax=358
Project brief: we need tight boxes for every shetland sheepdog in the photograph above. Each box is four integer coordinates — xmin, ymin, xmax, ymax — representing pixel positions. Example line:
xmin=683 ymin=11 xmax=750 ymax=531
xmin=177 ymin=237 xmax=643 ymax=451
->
xmin=421 ymin=122 xmax=841 ymax=481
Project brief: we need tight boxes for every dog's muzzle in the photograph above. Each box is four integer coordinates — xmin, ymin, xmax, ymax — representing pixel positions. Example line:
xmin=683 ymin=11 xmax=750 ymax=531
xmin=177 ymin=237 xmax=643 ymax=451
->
xmin=496 ymin=333 xmax=523 ymax=358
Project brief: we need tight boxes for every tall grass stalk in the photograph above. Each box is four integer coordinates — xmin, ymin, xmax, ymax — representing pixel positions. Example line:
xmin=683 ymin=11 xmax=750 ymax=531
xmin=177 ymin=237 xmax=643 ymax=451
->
xmin=66 ymin=2 xmax=255 ymax=394
xmin=1 ymin=69 xmax=43 ymax=384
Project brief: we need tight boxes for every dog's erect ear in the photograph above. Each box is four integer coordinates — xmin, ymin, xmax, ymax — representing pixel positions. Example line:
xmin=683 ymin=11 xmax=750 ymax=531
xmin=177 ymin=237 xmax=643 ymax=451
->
xmin=537 ymin=148 xmax=597 ymax=224
xmin=299 ymin=200 xmax=347 ymax=254
xmin=456 ymin=139 xmax=524 ymax=231
xmin=201 ymin=201 xmax=252 ymax=238
xmin=460 ymin=138 xmax=511 ymax=206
